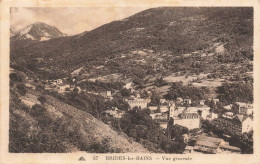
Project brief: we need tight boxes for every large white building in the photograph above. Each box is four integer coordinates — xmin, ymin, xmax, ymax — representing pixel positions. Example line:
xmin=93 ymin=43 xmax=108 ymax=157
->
xmin=127 ymin=98 xmax=148 ymax=109
xmin=169 ymin=107 xmax=200 ymax=130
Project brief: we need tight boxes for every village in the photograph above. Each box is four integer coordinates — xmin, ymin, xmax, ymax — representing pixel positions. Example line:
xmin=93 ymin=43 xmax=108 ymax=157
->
xmin=19 ymin=69 xmax=253 ymax=154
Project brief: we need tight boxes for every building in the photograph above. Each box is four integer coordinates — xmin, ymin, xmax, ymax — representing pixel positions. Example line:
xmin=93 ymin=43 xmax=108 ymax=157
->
xmin=25 ymin=82 xmax=36 ymax=90
xmin=100 ymin=91 xmax=113 ymax=99
xmin=186 ymin=105 xmax=210 ymax=119
xmin=150 ymin=112 xmax=162 ymax=119
xmin=206 ymin=112 xmax=218 ymax=121
xmin=49 ymin=80 xmax=57 ymax=85
xmin=223 ymin=104 xmax=232 ymax=111
xmin=58 ymin=84 xmax=70 ymax=92
xmin=124 ymin=82 xmax=133 ymax=89
xmin=192 ymin=134 xmax=241 ymax=154
xmin=154 ymin=111 xmax=168 ymax=121
xmin=173 ymin=112 xmax=200 ymax=130
xmin=127 ymin=98 xmax=148 ymax=109
xmin=149 ymin=102 xmax=175 ymax=120
xmin=214 ymin=112 xmax=253 ymax=134
xmin=199 ymin=100 xmax=205 ymax=105
xmin=183 ymin=98 xmax=192 ymax=105
xmin=169 ymin=107 xmax=200 ymax=130
xmin=160 ymin=105 xmax=170 ymax=113
xmin=176 ymin=97 xmax=183 ymax=104
xmin=148 ymin=106 xmax=158 ymax=113
xmin=235 ymin=102 xmax=253 ymax=115
xmin=10 ymin=67 xmax=15 ymax=74
xmin=160 ymin=99 xmax=167 ymax=105
xmin=102 ymin=107 xmax=125 ymax=118
xmin=100 ymin=91 xmax=112 ymax=97
xmin=184 ymin=146 xmax=195 ymax=154
xmin=182 ymin=134 xmax=189 ymax=143
xmin=159 ymin=122 xmax=168 ymax=129
xmin=213 ymin=99 xmax=219 ymax=104
xmin=57 ymin=79 xmax=63 ymax=85
xmin=239 ymin=106 xmax=253 ymax=115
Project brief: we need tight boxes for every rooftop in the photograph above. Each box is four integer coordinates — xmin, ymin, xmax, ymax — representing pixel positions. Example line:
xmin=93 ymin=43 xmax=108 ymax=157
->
xmin=181 ymin=112 xmax=200 ymax=119
xmin=195 ymin=134 xmax=223 ymax=149
xmin=220 ymin=144 xmax=241 ymax=152
xmin=194 ymin=146 xmax=217 ymax=154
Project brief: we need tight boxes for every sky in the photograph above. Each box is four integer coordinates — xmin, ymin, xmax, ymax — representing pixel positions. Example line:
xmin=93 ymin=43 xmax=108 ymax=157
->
xmin=10 ymin=7 xmax=149 ymax=35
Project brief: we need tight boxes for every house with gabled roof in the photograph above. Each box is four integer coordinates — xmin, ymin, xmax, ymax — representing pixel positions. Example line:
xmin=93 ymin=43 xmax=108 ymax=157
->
xmin=214 ymin=112 xmax=253 ymax=134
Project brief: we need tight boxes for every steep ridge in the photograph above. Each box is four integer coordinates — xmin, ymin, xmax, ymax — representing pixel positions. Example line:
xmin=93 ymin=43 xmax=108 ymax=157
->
xmin=9 ymin=85 xmax=149 ymax=153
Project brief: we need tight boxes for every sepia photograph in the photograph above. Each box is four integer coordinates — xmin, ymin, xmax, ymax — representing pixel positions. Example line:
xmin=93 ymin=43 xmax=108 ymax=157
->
xmin=1 ymin=0 xmax=260 ymax=163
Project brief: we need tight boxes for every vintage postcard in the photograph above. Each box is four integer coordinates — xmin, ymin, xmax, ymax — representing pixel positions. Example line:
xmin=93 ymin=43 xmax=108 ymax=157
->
xmin=1 ymin=0 xmax=260 ymax=163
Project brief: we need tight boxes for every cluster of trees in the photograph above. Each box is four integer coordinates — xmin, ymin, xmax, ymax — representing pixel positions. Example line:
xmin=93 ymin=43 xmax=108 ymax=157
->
xmin=78 ymin=80 xmax=124 ymax=92
xmin=166 ymin=118 xmax=188 ymax=150
xmin=49 ymin=91 xmax=105 ymax=118
xmin=217 ymin=81 xmax=253 ymax=105
xmin=149 ymin=92 xmax=161 ymax=106
xmin=120 ymin=88 xmax=131 ymax=97
xmin=118 ymin=109 xmax=186 ymax=153
xmin=103 ymin=98 xmax=130 ymax=111
xmin=10 ymin=73 xmax=23 ymax=83
xmin=9 ymin=72 xmax=27 ymax=96
xmin=154 ymin=76 xmax=168 ymax=87
xmin=132 ymin=77 xmax=146 ymax=89
xmin=165 ymin=82 xmax=209 ymax=105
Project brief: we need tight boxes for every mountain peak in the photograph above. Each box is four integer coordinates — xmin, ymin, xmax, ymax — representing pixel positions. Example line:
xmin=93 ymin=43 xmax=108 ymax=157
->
xmin=33 ymin=22 xmax=47 ymax=25
xmin=12 ymin=22 xmax=67 ymax=42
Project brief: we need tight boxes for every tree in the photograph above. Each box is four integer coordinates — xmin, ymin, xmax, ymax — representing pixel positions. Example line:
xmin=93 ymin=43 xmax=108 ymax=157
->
xmin=154 ymin=76 xmax=167 ymax=87
xmin=38 ymin=96 xmax=47 ymax=105
xmin=10 ymin=73 xmax=22 ymax=82
xmin=155 ymin=106 xmax=161 ymax=113
xmin=150 ymin=92 xmax=160 ymax=105
xmin=73 ymin=87 xmax=79 ymax=93
xmin=31 ymin=104 xmax=47 ymax=117
xmin=217 ymin=82 xmax=253 ymax=104
xmin=121 ymin=88 xmax=131 ymax=97
xmin=16 ymin=84 xmax=26 ymax=96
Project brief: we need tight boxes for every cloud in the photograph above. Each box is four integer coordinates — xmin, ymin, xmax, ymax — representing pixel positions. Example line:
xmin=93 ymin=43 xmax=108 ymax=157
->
xmin=10 ymin=7 xmax=149 ymax=35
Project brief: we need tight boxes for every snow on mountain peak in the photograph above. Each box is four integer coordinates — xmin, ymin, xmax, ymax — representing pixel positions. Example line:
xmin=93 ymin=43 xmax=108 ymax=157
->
xmin=19 ymin=25 xmax=32 ymax=35
xmin=11 ymin=22 xmax=66 ymax=42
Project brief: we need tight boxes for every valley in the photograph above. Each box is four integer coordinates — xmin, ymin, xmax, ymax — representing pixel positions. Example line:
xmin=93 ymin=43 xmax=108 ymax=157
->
xmin=9 ymin=7 xmax=253 ymax=154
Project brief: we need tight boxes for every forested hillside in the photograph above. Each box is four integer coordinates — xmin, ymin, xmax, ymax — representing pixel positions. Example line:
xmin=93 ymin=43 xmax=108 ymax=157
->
xmin=11 ymin=7 xmax=253 ymax=78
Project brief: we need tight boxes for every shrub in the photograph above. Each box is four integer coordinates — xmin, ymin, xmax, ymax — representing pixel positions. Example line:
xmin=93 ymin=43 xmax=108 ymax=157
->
xmin=31 ymin=104 xmax=47 ymax=117
xmin=38 ymin=96 xmax=47 ymax=105
xmin=10 ymin=73 xmax=22 ymax=82
xmin=16 ymin=84 xmax=26 ymax=96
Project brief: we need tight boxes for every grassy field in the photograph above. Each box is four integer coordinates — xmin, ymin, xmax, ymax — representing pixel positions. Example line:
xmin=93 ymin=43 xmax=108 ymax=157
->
xmin=163 ymin=73 xmax=209 ymax=85
xmin=192 ymin=78 xmax=225 ymax=87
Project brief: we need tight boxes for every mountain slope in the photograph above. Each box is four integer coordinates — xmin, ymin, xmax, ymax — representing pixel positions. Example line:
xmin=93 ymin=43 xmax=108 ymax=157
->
xmin=9 ymin=84 xmax=149 ymax=153
xmin=11 ymin=22 xmax=67 ymax=50
xmin=11 ymin=7 xmax=253 ymax=77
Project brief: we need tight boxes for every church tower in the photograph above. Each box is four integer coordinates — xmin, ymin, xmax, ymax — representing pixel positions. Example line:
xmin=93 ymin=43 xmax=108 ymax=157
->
xmin=168 ymin=102 xmax=175 ymax=119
